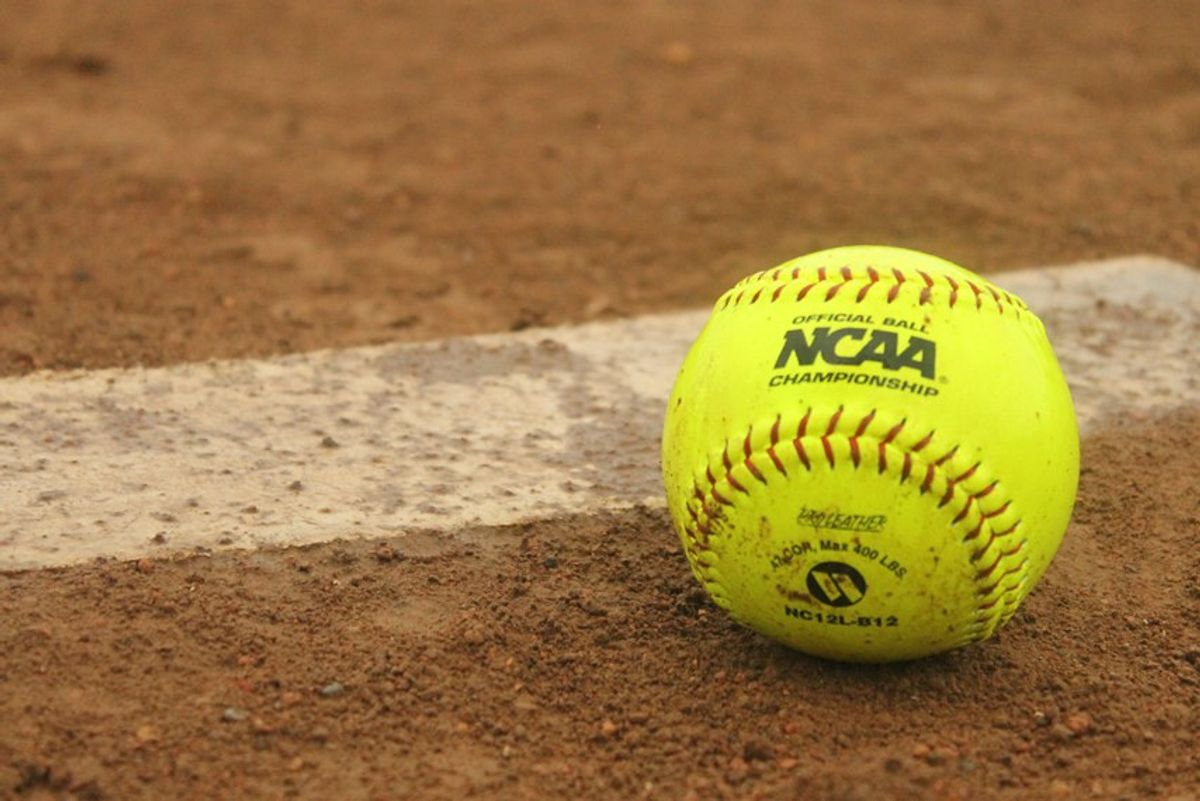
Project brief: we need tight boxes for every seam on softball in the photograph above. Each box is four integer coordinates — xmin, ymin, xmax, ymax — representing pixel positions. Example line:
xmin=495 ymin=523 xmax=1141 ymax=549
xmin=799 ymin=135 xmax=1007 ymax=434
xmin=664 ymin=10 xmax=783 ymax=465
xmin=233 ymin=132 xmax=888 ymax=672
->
xmin=679 ymin=405 xmax=1031 ymax=644
xmin=716 ymin=262 xmax=1030 ymax=318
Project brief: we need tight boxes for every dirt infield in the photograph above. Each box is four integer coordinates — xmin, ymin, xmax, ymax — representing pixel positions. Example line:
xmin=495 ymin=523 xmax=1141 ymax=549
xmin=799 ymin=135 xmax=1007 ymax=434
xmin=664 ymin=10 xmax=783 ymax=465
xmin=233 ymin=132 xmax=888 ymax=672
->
xmin=2 ymin=413 xmax=1199 ymax=800
xmin=3 ymin=2 xmax=1200 ymax=800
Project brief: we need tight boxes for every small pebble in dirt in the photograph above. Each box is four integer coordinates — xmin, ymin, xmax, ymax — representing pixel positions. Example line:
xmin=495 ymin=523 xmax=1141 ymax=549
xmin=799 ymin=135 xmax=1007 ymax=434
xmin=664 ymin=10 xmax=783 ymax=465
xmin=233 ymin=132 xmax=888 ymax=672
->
xmin=320 ymin=435 xmax=339 ymax=449
xmin=222 ymin=707 xmax=247 ymax=722
xmin=460 ymin=625 xmax=487 ymax=646
xmin=1033 ymin=710 xmax=1052 ymax=727
xmin=319 ymin=681 xmax=345 ymax=697
xmin=661 ymin=41 xmax=695 ymax=66
xmin=135 ymin=559 xmax=155 ymax=574
xmin=726 ymin=756 xmax=750 ymax=784
xmin=374 ymin=544 xmax=400 ymax=563
xmin=742 ymin=739 xmax=773 ymax=762
xmin=1065 ymin=713 xmax=1093 ymax=735
xmin=1050 ymin=723 xmax=1076 ymax=741
xmin=135 ymin=724 xmax=160 ymax=744
xmin=543 ymin=556 xmax=558 ymax=569
xmin=288 ymin=480 xmax=304 ymax=492
xmin=600 ymin=719 xmax=618 ymax=737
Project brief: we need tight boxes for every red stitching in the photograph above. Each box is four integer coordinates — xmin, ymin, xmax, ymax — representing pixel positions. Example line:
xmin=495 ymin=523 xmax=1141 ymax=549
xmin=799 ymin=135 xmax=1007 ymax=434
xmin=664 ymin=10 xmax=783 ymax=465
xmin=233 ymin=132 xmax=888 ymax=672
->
xmin=717 ymin=264 xmax=1028 ymax=317
xmin=939 ymin=460 xmax=979 ymax=508
xmin=797 ymin=281 xmax=819 ymax=301
xmin=987 ymin=286 xmax=1003 ymax=314
xmin=745 ymin=457 xmax=766 ymax=485
xmin=793 ymin=437 xmax=811 ymax=470
xmin=962 ymin=517 xmax=985 ymax=542
xmin=821 ymin=437 xmax=836 ymax=468
xmin=970 ymin=521 xmax=1020 ymax=561
xmin=917 ymin=270 xmax=935 ymax=306
xmin=856 ymin=267 xmax=879 ymax=302
xmin=887 ymin=268 xmax=904 ymax=303
xmin=824 ymin=266 xmax=855 ymax=301
xmin=766 ymin=446 xmax=786 ymax=475
xmin=973 ymin=480 xmax=998 ymax=500
xmin=849 ymin=409 xmax=873 ymax=469
xmin=981 ymin=499 xmax=1013 ymax=520
xmin=794 ymin=407 xmax=812 ymax=470
xmin=967 ymin=281 xmax=983 ymax=310
xmin=877 ymin=417 xmax=904 ymax=473
xmin=933 ymin=445 xmax=959 ymax=467
xmin=821 ymin=406 xmax=844 ymax=468
xmin=767 ymin=415 xmax=786 ymax=475
xmin=797 ymin=407 xmax=811 ymax=438
xmin=919 ymin=464 xmax=936 ymax=494
xmin=978 ymin=554 xmax=1027 ymax=592
xmin=854 ymin=409 xmax=876 ymax=437
xmin=976 ymin=541 xmax=1024 ymax=581
xmin=687 ymin=407 xmax=1028 ymax=638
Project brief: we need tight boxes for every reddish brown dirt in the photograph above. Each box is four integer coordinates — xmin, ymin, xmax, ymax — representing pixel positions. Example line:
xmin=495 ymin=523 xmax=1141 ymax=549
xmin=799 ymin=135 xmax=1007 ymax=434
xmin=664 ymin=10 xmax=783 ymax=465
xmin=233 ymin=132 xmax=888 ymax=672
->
xmin=1 ymin=1 xmax=1199 ymax=375
xmin=3 ymin=2 xmax=1200 ymax=800
xmin=2 ymin=413 xmax=1199 ymax=800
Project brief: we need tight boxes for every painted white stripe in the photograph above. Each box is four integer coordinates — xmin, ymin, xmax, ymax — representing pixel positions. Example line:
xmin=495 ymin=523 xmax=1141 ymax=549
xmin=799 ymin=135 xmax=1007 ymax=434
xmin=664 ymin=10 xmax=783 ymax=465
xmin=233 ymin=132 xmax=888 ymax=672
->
xmin=2 ymin=256 xmax=1197 ymax=570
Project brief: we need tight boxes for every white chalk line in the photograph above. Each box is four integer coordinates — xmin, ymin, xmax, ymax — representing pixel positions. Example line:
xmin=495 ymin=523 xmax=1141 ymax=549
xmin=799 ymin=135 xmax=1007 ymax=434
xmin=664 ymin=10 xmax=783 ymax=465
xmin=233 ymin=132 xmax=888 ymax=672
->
xmin=1 ymin=256 xmax=1197 ymax=570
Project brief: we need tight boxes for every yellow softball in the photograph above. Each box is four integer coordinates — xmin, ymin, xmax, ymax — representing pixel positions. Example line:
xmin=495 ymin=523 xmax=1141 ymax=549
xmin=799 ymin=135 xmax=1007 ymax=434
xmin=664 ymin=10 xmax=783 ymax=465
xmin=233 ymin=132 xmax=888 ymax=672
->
xmin=661 ymin=246 xmax=1079 ymax=662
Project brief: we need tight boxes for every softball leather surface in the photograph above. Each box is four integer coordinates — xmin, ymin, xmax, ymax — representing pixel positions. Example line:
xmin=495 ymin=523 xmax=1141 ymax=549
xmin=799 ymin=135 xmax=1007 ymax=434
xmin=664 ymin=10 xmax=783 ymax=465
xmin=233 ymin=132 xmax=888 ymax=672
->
xmin=662 ymin=246 xmax=1079 ymax=662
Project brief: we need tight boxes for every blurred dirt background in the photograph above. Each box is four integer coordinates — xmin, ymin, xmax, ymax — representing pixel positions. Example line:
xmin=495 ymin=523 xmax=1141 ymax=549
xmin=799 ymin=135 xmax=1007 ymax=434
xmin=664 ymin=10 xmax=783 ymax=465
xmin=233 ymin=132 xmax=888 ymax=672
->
xmin=2 ymin=1 xmax=1199 ymax=799
xmin=1 ymin=0 xmax=1198 ymax=375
